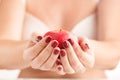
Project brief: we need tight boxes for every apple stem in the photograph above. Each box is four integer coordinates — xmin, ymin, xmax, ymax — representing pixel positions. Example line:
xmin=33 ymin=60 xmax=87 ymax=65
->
xmin=60 ymin=29 xmax=62 ymax=32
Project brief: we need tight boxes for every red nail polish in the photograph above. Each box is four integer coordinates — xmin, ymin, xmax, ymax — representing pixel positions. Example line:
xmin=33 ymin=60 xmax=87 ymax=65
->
xmin=81 ymin=43 xmax=90 ymax=51
xmin=56 ymin=60 xmax=62 ymax=65
xmin=60 ymin=50 xmax=66 ymax=57
xmin=51 ymin=41 xmax=58 ymax=48
xmin=68 ymin=38 xmax=74 ymax=45
xmin=62 ymin=41 xmax=69 ymax=48
xmin=45 ymin=36 xmax=52 ymax=43
xmin=85 ymin=43 xmax=90 ymax=49
xmin=58 ymin=66 xmax=62 ymax=71
xmin=36 ymin=36 xmax=42 ymax=42
xmin=54 ymin=49 xmax=59 ymax=55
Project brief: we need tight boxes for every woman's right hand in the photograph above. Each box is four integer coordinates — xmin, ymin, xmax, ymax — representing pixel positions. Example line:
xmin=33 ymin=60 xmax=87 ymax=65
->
xmin=23 ymin=33 xmax=61 ymax=72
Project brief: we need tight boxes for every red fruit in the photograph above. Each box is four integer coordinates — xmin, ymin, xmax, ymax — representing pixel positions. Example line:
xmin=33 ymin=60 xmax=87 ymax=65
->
xmin=44 ymin=29 xmax=77 ymax=49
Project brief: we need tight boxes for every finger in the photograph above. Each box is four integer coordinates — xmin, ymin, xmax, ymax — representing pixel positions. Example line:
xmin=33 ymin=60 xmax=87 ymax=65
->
xmin=78 ymin=37 xmax=94 ymax=55
xmin=70 ymin=37 xmax=94 ymax=68
xmin=79 ymin=37 xmax=94 ymax=68
xmin=26 ymin=32 xmax=42 ymax=48
xmin=60 ymin=49 xmax=75 ymax=74
xmin=23 ymin=36 xmax=52 ymax=61
xmin=31 ymin=32 xmax=42 ymax=43
xmin=62 ymin=41 xmax=86 ymax=73
xmin=40 ymin=47 xmax=60 ymax=70
xmin=56 ymin=65 xmax=66 ymax=75
xmin=30 ymin=40 xmax=59 ymax=69
xmin=51 ymin=59 xmax=61 ymax=71
xmin=52 ymin=59 xmax=66 ymax=75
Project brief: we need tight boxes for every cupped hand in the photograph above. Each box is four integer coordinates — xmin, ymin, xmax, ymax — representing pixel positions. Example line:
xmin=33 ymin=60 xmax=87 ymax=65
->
xmin=59 ymin=36 xmax=95 ymax=74
xmin=23 ymin=33 xmax=61 ymax=71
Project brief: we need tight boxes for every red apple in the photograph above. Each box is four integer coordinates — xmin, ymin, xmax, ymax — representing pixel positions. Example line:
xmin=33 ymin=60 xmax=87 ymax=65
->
xmin=44 ymin=29 xmax=77 ymax=49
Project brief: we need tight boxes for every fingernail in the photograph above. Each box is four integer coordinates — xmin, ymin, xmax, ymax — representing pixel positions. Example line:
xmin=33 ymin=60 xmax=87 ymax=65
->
xmin=84 ymin=43 xmax=90 ymax=49
xmin=82 ymin=43 xmax=90 ymax=51
xmin=58 ymin=66 xmax=62 ymax=71
xmin=45 ymin=36 xmax=52 ymax=43
xmin=51 ymin=41 xmax=58 ymax=48
xmin=62 ymin=41 xmax=69 ymax=48
xmin=56 ymin=60 xmax=62 ymax=65
xmin=54 ymin=49 xmax=59 ymax=55
xmin=36 ymin=36 xmax=42 ymax=42
xmin=67 ymin=38 xmax=74 ymax=45
xmin=60 ymin=50 xmax=66 ymax=57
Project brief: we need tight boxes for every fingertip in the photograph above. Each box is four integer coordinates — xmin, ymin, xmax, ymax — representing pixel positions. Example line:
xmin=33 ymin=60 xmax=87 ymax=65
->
xmin=31 ymin=32 xmax=43 ymax=43
xmin=56 ymin=65 xmax=66 ymax=75
xmin=57 ymin=65 xmax=62 ymax=71
xmin=62 ymin=40 xmax=69 ymax=48
xmin=54 ymin=47 xmax=60 ymax=51
xmin=45 ymin=36 xmax=52 ymax=43
xmin=36 ymin=36 xmax=42 ymax=42
xmin=80 ymin=43 xmax=90 ymax=52
xmin=53 ymin=47 xmax=60 ymax=55
xmin=51 ymin=40 xmax=59 ymax=48
xmin=60 ymin=49 xmax=66 ymax=57
xmin=67 ymin=38 xmax=74 ymax=45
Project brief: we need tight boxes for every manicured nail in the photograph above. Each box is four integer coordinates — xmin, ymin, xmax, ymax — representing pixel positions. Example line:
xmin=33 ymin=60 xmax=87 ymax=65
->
xmin=60 ymin=50 xmax=66 ymax=57
xmin=84 ymin=43 xmax=90 ymax=49
xmin=56 ymin=60 xmax=62 ymax=65
xmin=58 ymin=66 xmax=62 ymax=71
xmin=67 ymin=38 xmax=74 ymax=45
xmin=45 ymin=36 xmax=52 ymax=43
xmin=54 ymin=49 xmax=59 ymax=55
xmin=62 ymin=41 xmax=69 ymax=48
xmin=82 ymin=43 xmax=90 ymax=51
xmin=36 ymin=36 xmax=42 ymax=42
xmin=51 ymin=41 xmax=58 ymax=48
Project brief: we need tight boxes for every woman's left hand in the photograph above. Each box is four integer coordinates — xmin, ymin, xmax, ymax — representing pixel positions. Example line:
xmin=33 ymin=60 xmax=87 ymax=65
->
xmin=58 ymin=36 xmax=95 ymax=74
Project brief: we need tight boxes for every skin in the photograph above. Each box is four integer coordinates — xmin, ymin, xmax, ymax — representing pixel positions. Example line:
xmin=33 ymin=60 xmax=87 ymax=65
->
xmin=0 ymin=0 xmax=120 ymax=78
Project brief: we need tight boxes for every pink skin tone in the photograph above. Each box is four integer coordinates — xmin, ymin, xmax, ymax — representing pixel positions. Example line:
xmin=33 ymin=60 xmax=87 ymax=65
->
xmin=23 ymin=34 xmax=61 ymax=72
xmin=58 ymin=37 xmax=94 ymax=74
xmin=23 ymin=32 xmax=94 ymax=75
xmin=23 ymin=33 xmax=66 ymax=75
xmin=43 ymin=30 xmax=93 ymax=74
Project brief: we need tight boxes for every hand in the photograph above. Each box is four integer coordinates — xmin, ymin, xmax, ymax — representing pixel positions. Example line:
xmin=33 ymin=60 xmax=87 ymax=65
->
xmin=59 ymin=36 xmax=95 ymax=74
xmin=23 ymin=33 xmax=60 ymax=71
